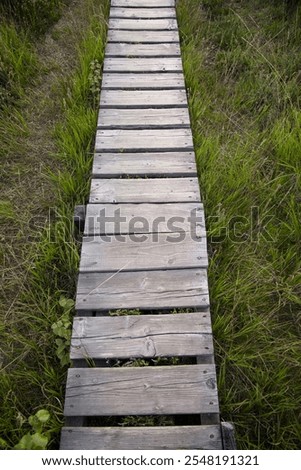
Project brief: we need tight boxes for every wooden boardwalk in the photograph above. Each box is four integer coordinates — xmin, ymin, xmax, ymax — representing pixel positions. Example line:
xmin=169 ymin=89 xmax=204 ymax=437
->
xmin=60 ymin=0 xmax=233 ymax=450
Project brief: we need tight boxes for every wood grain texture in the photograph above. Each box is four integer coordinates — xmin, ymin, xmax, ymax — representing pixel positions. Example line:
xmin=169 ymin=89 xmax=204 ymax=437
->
xmin=89 ymin=177 xmax=200 ymax=203
xmin=71 ymin=312 xmax=213 ymax=360
xmin=79 ymin=233 xmax=207 ymax=273
xmin=107 ymin=29 xmax=179 ymax=43
xmin=109 ymin=18 xmax=178 ymax=30
xmin=110 ymin=8 xmax=176 ymax=18
xmin=92 ymin=152 xmax=197 ymax=177
xmin=84 ymin=202 xmax=205 ymax=236
xmin=60 ymin=425 xmax=223 ymax=450
xmin=76 ymin=269 xmax=209 ymax=311
xmin=64 ymin=365 xmax=219 ymax=416
xmin=101 ymin=72 xmax=185 ymax=89
xmin=104 ymin=57 xmax=182 ymax=73
xmin=111 ymin=0 xmax=175 ymax=6
xmin=106 ymin=43 xmax=180 ymax=57
xmin=99 ymin=89 xmax=187 ymax=108
xmin=97 ymin=108 xmax=190 ymax=128
xmin=95 ymin=129 xmax=193 ymax=152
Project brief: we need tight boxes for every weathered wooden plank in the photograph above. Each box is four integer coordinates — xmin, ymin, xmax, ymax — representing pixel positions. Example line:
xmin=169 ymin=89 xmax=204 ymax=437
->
xmin=76 ymin=269 xmax=209 ymax=311
xmin=71 ymin=312 xmax=213 ymax=360
xmin=79 ymin=233 xmax=207 ymax=273
xmin=102 ymin=73 xmax=185 ymax=89
xmin=109 ymin=18 xmax=178 ymax=30
xmin=92 ymin=152 xmax=197 ymax=177
xmin=84 ymin=202 xmax=205 ymax=236
xmin=89 ymin=177 xmax=200 ymax=203
xmin=110 ymin=8 xmax=176 ymax=19
xmin=95 ymin=129 xmax=193 ymax=152
xmin=64 ymin=365 xmax=219 ymax=416
xmin=111 ymin=0 xmax=175 ymax=7
xmin=106 ymin=43 xmax=180 ymax=57
xmin=99 ymin=89 xmax=187 ymax=108
xmin=97 ymin=108 xmax=190 ymax=128
xmin=104 ymin=57 xmax=182 ymax=73
xmin=60 ymin=425 xmax=223 ymax=450
xmin=107 ymin=29 xmax=179 ymax=43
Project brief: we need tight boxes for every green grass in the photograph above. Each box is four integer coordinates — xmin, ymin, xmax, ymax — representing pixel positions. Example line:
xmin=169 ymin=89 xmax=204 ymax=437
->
xmin=0 ymin=0 xmax=109 ymax=449
xmin=0 ymin=0 xmax=67 ymax=37
xmin=2 ymin=0 xmax=301 ymax=451
xmin=0 ymin=23 xmax=38 ymax=110
xmin=177 ymin=0 xmax=301 ymax=449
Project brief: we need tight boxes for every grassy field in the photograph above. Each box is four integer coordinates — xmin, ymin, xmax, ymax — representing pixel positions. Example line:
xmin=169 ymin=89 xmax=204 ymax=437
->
xmin=177 ymin=0 xmax=301 ymax=449
xmin=0 ymin=0 xmax=108 ymax=449
xmin=1 ymin=0 xmax=301 ymax=450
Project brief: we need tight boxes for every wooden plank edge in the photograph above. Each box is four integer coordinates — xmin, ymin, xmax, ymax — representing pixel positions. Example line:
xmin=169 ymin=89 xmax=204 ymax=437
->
xmin=221 ymin=422 xmax=237 ymax=450
xmin=60 ymin=425 xmax=223 ymax=450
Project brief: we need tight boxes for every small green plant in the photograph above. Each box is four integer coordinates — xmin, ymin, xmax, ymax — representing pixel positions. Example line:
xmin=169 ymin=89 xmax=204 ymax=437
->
xmin=51 ymin=297 xmax=74 ymax=367
xmin=14 ymin=410 xmax=51 ymax=450
xmin=120 ymin=415 xmax=174 ymax=427
xmin=88 ymin=59 xmax=102 ymax=105
xmin=109 ymin=308 xmax=141 ymax=316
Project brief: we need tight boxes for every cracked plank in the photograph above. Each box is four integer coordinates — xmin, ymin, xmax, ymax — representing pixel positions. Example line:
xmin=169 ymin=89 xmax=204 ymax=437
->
xmin=64 ymin=365 xmax=219 ymax=415
xmin=76 ymin=268 xmax=209 ymax=311
xmin=71 ymin=312 xmax=213 ymax=359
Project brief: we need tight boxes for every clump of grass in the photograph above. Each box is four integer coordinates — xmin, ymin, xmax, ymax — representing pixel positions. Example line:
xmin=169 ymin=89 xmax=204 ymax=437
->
xmin=0 ymin=23 xmax=38 ymax=109
xmin=109 ymin=308 xmax=141 ymax=316
xmin=0 ymin=0 xmax=66 ymax=37
xmin=177 ymin=0 xmax=301 ymax=449
xmin=0 ymin=200 xmax=15 ymax=222
xmin=120 ymin=416 xmax=174 ymax=427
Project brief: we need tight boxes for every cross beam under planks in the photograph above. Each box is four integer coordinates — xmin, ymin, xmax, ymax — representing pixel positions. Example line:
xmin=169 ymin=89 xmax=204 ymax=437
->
xmin=60 ymin=0 xmax=233 ymax=451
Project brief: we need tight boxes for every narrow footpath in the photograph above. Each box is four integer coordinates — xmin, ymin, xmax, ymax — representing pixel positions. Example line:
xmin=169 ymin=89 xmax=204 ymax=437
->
xmin=60 ymin=0 xmax=234 ymax=450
